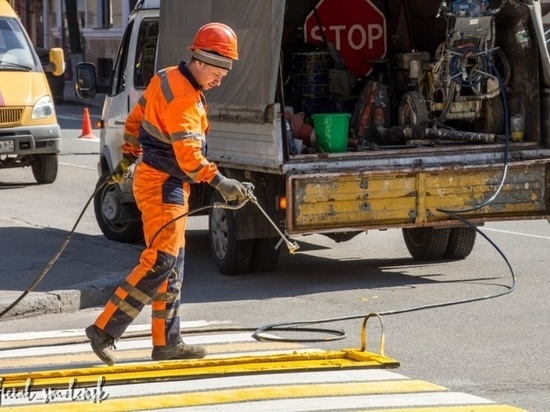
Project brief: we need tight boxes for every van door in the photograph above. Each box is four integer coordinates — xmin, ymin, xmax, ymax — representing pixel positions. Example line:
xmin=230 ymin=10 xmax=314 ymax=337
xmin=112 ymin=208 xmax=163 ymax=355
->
xmin=101 ymin=14 xmax=159 ymax=171
xmin=91 ymin=12 xmax=159 ymax=244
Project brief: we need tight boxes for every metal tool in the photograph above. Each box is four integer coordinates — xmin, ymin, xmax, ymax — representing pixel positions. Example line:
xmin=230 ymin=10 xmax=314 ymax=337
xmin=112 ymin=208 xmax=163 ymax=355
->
xmin=213 ymin=182 xmax=300 ymax=254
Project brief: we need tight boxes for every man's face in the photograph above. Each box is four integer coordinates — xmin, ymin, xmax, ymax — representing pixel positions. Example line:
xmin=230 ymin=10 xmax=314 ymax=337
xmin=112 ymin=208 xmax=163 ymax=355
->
xmin=196 ymin=62 xmax=229 ymax=90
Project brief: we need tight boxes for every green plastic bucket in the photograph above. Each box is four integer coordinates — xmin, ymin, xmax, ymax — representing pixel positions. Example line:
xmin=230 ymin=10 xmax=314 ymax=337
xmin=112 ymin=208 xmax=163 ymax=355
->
xmin=312 ymin=113 xmax=351 ymax=153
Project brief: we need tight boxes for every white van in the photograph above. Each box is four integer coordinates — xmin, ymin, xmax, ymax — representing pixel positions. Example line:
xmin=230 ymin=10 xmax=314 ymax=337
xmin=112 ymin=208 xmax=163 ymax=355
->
xmin=0 ymin=1 xmax=64 ymax=183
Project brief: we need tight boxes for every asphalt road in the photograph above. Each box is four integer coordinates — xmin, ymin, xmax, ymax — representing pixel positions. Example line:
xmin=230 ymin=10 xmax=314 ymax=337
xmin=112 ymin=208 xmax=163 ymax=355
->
xmin=0 ymin=98 xmax=548 ymax=410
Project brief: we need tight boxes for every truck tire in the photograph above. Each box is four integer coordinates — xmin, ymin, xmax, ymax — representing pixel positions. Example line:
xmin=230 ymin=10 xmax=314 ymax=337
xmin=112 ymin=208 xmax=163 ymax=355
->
xmin=402 ymin=227 xmax=451 ymax=261
xmin=94 ymin=171 xmax=143 ymax=243
xmin=444 ymin=227 xmax=476 ymax=259
xmin=31 ymin=154 xmax=58 ymax=184
xmin=249 ymin=237 xmax=280 ymax=272
xmin=208 ymin=190 xmax=253 ymax=275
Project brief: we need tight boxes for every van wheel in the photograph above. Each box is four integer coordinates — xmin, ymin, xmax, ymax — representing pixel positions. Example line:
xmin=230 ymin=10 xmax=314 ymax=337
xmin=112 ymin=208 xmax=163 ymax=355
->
xmin=249 ymin=237 xmax=280 ymax=272
xmin=444 ymin=227 xmax=477 ymax=259
xmin=94 ymin=171 xmax=143 ymax=243
xmin=32 ymin=154 xmax=58 ymax=184
xmin=402 ymin=227 xmax=451 ymax=261
xmin=208 ymin=190 xmax=253 ymax=275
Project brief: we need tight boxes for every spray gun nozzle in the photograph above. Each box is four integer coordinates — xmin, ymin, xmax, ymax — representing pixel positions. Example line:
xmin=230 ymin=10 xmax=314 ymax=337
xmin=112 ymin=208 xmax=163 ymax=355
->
xmin=215 ymin=181 xmax=300 ymax=254
xmin=242 ymin=182 xmax=257 ymax=201
xmin=287 ymin=241 xmax=300 ymax=255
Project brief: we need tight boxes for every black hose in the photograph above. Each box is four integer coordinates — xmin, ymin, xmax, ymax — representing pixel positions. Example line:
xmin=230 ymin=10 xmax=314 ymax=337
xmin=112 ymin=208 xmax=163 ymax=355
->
xmin=0 ymin=178 xmax=110 ymax=319
xmin=147 ymin=204 xmax=214 ymax=248
xmin=0 ymin=171 xmax=221 ymax=318
xmin=254 ymin=56 xmax=515 ymax=344
xmin=449 ymin=45 xmax=488 ymax=88
xmin=438 ymin=58 xmax=509 ymax=214
xmin=1 ymin=51 xmax=515 ymax=343
xmin=253 ymin=218 xmax=516 ymax=342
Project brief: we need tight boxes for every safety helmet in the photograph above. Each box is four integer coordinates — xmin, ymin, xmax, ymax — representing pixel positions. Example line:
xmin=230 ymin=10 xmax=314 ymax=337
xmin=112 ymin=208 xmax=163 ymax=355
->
xmin=189 ymin=22 xmax=238 ymax=70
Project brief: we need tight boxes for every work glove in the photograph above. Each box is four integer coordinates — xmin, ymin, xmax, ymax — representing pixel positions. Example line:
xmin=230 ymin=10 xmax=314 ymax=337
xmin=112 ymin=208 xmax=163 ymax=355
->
xmin=109 ymin=155 xmax=136 ymax=185
xmin=214 ymin=177 xmax=249 ymax=203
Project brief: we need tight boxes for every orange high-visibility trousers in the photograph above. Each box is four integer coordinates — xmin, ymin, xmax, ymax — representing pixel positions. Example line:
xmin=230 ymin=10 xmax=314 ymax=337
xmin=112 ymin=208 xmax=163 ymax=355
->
xmin=95 ymin=161 xmax=189 ymax=346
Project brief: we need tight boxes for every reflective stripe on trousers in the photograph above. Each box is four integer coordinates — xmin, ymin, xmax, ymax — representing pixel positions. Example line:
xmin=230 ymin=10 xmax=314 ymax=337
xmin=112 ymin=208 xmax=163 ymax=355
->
xmin=95 ymin=162 xmax=189 ymax=346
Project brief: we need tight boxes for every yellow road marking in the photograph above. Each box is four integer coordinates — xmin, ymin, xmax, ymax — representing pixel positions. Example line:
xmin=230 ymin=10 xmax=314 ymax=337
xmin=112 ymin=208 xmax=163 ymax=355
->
xmin=1 ymin=349 xmax=398 ymax=389
xmin=5 ymin=380 xmax=445 ymax=411
xmin=355 ymin=406 xmax=526 ymax=412
xmin=1 ymin=341 xmax=305 ymax=370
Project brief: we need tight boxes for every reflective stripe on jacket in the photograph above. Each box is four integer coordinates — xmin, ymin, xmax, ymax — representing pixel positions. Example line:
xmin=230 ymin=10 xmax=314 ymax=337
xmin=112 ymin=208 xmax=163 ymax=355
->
xmin=123 ymin=61 xmax=222 ymax=185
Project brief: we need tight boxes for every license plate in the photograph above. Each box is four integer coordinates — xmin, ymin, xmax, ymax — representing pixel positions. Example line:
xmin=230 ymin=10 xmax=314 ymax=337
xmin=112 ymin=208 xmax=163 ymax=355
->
xmin=0 ymin=140 xmax=14 ymax=153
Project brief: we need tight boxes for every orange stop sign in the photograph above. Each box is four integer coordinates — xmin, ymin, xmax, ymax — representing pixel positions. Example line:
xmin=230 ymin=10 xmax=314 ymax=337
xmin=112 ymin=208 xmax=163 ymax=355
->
xmin=304 ymin=0 xmax=387 ymax=77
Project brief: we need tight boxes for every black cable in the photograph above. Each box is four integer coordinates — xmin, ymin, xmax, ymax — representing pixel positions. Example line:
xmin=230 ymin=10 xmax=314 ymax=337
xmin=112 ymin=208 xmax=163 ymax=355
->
xmin=147 ymin=204 xmax=214 ymax=248
xmin=0 ymin=166 xmax=224 ymax=318
xmin=3 ymin=168 xmax=515 ymax=343
xmin=2 ymin=51 xmax=515 ymax=344
xmin=253 ymin=219 xmax=516 ymax=342
xmin=449 ymin=45 xmax=488 ymax=88
xmin=0 ymin=178 xmax=110 ymax=319
xmin=254 ymin=54 xmax=515 ymax=344
xmin=438 ymin=58 xmax=509 ymax=215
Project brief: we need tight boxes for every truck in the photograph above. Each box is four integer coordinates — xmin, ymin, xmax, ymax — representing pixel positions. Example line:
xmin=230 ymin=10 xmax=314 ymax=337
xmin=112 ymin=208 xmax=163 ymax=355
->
xmin=75 ymin=0 xmax=550 ymax=275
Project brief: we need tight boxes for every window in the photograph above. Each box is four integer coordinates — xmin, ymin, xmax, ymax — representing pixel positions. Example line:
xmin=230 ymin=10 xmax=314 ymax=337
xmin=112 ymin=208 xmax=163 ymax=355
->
xmin=109 ymin=19 xmax=133 ymax=95
xmin=85 ymin=0 xmax=97 ymax=27
xmin=133 ymin=18 xmax=158 ymax=88
xmin=86 ymin=0 xmax=123 ymax=29
xmin=0 ymin=18 xmax=35 ymax=67
xmin=111 ymin=0 xmax=123 ymax=28
xmin=101 ymin=0 xmax=112 ymax=28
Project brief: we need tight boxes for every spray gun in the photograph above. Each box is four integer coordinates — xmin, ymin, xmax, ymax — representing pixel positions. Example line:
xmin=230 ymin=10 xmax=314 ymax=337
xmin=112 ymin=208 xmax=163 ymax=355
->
xmin=106 ymin=164 xmax=300 ymax=254
xmin=213 ymin=182 xmax=300 ymax=255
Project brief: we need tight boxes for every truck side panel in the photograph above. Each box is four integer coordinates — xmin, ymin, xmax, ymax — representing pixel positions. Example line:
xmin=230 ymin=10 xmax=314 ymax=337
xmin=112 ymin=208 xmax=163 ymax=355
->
xmin=207 ymin=115 xmax=283 ymax=172
xmin=288 ymin=161 xmax=549 ymax=234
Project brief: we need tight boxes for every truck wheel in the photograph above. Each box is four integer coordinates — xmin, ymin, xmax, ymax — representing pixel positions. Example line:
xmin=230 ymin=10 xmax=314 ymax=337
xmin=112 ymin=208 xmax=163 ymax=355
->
xmin=402 ymin=227 xmax=451 ymax=261
xmin=208 ymin=191 xmax=253 ymax=275
xmin=399 ymin=91 xmax=429 ymax=126
xmin=94 ymin=171 xmax=143 ymax=243
xmin=249 ymin=237 xmax=280 ymax=272
xmin=31 ymin=154 xmax=58 ymax=184
xmin=444 ymin=227 xmax=476 ymax=259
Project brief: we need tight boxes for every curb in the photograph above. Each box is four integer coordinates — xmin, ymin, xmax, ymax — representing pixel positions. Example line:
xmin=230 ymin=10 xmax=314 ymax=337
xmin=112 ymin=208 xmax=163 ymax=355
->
xmin=0 ymin=275 xmax=121 ymax=320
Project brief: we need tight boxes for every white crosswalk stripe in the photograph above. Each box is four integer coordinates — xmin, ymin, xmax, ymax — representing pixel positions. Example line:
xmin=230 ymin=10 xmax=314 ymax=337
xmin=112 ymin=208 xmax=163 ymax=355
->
xmin=0 ymin=321 xmax=525 ymax=411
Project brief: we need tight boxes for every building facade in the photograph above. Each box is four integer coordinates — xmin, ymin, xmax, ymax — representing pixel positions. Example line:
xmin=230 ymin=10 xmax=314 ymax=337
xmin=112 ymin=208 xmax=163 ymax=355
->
xmin=10 ymin=0 xmax=134 ymax=82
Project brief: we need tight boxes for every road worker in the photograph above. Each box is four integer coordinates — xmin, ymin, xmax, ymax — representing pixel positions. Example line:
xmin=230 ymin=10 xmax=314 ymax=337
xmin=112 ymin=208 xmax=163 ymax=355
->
xmin=85 ymin=22 xmax=248 ymax=366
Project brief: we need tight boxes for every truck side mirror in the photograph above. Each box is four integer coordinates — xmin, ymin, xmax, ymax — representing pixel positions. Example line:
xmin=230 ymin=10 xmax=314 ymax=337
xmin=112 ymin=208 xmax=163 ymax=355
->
xmin=75 ymin=62 xmax=97 ymax=99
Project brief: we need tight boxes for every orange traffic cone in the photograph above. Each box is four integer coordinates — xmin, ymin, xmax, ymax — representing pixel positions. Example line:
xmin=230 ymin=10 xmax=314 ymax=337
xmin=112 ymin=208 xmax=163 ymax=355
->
xmin=78 ymin=107 xmax=99 ymax=140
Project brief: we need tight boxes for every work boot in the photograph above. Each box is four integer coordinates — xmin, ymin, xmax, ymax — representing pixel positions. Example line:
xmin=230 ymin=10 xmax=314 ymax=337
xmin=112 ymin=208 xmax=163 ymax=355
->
xmin=151 ymin=340 xmax=207 ymax=361
xmin=85 ymin=325 xmax=117 ymax=366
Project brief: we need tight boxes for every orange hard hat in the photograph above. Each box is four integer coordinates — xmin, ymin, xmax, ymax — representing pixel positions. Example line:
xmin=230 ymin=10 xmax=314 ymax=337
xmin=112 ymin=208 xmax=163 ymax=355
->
xmin=189 ymin=22 xmax=238 ymax=70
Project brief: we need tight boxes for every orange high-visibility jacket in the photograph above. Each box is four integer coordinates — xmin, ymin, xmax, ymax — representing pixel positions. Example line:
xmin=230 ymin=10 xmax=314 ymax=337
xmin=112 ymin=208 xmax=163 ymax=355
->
xmin=122 ymin=61 xmax=223 ymax=186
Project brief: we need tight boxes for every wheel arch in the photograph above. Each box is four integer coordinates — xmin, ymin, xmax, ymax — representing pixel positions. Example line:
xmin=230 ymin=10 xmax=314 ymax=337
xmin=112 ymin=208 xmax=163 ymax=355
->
xmin=99 ymin=144 xmax=115 ymax=174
